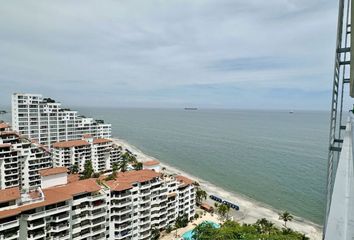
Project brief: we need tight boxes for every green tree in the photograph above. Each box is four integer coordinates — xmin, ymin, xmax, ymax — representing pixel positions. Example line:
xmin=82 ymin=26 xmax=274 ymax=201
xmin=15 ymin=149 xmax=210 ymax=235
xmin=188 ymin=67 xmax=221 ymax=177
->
xmin=255 ymin=218 xmax=274 ymax=235
xmin=196 ymin=188 xmax=207 ymax=205
xmin=133 ymin=162 xmax=143 ymax=170
xmin=71 ymin=163 xmax=79 ymax=174
xmin=175 ymin=214 xmax=189 ymax=228
xmin=192 ymin=221 xmax=216 ymax=240
xmin=216 ymin=204 xmax=230 ymax=220
xmin=279 ymin=211 xmax=294 ymax=228
xmin=81 ymin=160 xmax=93 ymax=179
xmin=150 ymin=228 xmax=160 ymax=240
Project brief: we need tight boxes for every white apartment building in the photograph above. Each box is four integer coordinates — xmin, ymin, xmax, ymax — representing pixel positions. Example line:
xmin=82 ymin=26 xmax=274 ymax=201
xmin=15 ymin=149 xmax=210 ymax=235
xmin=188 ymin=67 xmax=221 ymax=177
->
xmin=11 ymin=93 xmax=112 ymax=147
xmin=52 ymin=135 xmax=123 ymax=173
xmin=0 ymin=168 xmax=196 ymax=240
xmin=0 ymin=122 xmax=52 ymax=190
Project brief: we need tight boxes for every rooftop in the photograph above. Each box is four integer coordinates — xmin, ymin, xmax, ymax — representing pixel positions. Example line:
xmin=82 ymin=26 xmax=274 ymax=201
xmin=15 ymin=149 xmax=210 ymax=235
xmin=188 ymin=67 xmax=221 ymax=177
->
xmin=52 ymin=139 xmax=90 ymax=148
xmin=102 ymin=169 xmax=161 ymax=192
xmin=176 ymin=175 xmax=194 ymax=185
xmin=143 ymin=160 xmax=160 ymax=166
xmin=0 ymin=123 xmax=9 ymax=129
xmin=0 ymin=187 xmax=20 ymax=203
xmin=39 ymin=167 xmax=68 ymax=177
xmin=93 ymin=138 xmax=112 ymax=144
xmin=0 ymin=178 xmax=101 ymax=220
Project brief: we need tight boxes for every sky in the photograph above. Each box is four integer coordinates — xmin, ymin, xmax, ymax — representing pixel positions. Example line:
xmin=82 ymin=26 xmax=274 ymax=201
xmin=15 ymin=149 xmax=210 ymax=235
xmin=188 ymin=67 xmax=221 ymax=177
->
xmin=0 ymin=0 xmax=340 ymax=110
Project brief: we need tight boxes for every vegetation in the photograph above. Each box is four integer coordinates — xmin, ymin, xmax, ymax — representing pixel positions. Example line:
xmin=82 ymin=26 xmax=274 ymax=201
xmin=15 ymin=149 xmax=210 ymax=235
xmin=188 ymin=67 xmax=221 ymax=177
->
xmin=166 ymin=225 xmax=173 ymax=233
xmin=192 ymin=220 xmax=310 ymax=240
xmin=196 ymin=188 xmax=207 ymax=205
xmin=279 ymin=211 xmax=294 ymax=228
xmin=215 ymin=203 xmax=230 ymax=220
xmin=70 ymin=163 xmax=79 ymax=174
xmin=175 ymin=214 xmax=189 ymax=228
xmin=150 ymin=228 xmax=160 ymax=240
xmin=119 ymin=152 xmax=137 ymax=172
xmin=81 ymin=160 xmax=93 ymax=179
xmin=133 ymin=161 xmax=143 ymax=170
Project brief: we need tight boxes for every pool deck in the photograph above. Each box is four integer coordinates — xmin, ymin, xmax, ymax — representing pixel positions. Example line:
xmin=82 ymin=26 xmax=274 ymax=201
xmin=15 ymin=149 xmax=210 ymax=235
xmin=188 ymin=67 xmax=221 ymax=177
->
xmin=160 ymin=211 xmax=221 ymax=240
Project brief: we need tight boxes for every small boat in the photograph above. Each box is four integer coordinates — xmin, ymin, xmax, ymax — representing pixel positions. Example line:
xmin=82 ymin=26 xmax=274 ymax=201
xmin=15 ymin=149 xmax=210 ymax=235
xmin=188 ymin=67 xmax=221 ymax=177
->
xmin=289 ymin=111 xmax=294 ymax=114
xmin=184 ymin=108 xmax=198 ymax=110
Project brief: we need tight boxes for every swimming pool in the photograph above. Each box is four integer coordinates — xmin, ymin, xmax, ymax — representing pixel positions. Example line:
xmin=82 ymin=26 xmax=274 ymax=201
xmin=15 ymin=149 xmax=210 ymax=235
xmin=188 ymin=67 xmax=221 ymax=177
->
xmin=182 ymin=221 xmax=220 ymax=240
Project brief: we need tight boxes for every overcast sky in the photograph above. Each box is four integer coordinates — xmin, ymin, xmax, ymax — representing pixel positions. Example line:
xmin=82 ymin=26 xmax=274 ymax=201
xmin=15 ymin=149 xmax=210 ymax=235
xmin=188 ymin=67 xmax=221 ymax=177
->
xmin=0 ymin=0 xmax=338 ymax=109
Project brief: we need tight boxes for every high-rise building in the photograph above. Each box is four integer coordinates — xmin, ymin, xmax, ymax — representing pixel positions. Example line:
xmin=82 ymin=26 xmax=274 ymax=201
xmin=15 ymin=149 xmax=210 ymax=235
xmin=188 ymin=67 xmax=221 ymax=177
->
xmin=52 ymin=135 xmax=123 ymax=172
xmin=0 ymin=168 xmax=196 ymax=240
xmin=11 ymin=93 xmax=111 ymax=147
xmin=0 ymin=122 xmax=52 ymax=190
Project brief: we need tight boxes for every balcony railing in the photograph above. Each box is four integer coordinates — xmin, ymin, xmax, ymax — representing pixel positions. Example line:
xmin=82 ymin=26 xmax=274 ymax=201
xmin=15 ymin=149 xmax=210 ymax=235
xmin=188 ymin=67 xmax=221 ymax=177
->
xmin=324 ymin=116 xmax=354 ymax=239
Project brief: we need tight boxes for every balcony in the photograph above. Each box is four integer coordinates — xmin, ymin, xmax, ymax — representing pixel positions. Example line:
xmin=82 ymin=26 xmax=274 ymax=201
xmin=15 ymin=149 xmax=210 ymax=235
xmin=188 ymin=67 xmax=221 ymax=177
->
xmin=0 ymin=219 xmax=19 ymax=231
xmin=26 ymin=205 xmax=70 ymax=221
xmin=324 ymin=116 xmax=354 ymax=240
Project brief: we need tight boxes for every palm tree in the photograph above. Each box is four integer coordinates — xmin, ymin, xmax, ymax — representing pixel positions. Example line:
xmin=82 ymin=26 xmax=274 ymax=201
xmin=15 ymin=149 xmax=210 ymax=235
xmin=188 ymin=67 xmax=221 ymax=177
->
xmin=134 ymin=162 xmax=143 ymax=170
xmin=119 ymin=158 xmax=129 ymax=172
xmin=216 ymin=204 xmax=230 ymax=220
xmin=256 ymin=218 xmax=274 ymax=235
xmin=279 ymin=211 xmax=293 ymax=227
xmin=196 ymin=188 xmax=207 ymax=205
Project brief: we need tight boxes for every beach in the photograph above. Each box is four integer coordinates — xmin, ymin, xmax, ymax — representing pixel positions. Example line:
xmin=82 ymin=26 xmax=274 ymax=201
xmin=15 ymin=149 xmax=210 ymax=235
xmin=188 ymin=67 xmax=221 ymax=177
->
xmin=112 ymin=137 xmax=323 ymax=240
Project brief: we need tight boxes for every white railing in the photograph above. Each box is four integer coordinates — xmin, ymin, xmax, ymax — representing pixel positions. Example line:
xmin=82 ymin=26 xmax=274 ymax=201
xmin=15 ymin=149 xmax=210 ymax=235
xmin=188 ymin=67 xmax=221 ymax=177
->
xmin=324 ymin=116 xmax=354 ymax=239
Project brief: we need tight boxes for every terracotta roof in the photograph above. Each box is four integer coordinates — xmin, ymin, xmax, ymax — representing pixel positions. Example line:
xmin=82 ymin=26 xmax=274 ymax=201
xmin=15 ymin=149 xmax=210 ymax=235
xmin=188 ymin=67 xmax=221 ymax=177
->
xmin=39 ymin=167 xmax=67 ymax=177
xmin=52 ymin=178 xmax=101 ymax=196
xmin=116 ymin=169 xmax=160 ymax=183
xmin=0 ymin=188 xmax=71 ymax=220
xmin=200 ymin=203 xmax=214 ymax=211
xmin=83 ymin=134 xmax=92 ymax=138
xmin=143 ymin=160 xmax=160 ymax=166
xmin=52 ymin=140 xmax=90 ymax=148
xmin=0 ymin=123 xmax=9 ymax=129
xmin=93 ymin=138 xmax=112 ymax=144
xmin=103 ymin=170 xmax=161 ymax=192
xmin=176 ymin=175 xmax=194 ymax=185
xmin=105 ymin=180 xmax=133 ymax=192
xmin=0 ymin=178 xmax=102 ymax=220
xmin=68 ymin=174 xmax=80 ymax=183
xmin=0 ymin=187 xmax=20 ymax=203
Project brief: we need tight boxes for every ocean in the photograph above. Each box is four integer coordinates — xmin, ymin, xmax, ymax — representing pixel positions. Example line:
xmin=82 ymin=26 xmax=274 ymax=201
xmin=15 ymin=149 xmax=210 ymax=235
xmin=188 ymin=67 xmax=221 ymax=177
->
xmin=0 ymin=108 xmax=328 ymax=225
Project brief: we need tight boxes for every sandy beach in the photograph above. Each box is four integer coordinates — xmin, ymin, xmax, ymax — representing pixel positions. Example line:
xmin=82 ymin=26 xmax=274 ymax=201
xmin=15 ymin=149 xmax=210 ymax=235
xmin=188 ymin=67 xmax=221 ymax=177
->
xmin=112 ymin=137 xmax=323 ymax=240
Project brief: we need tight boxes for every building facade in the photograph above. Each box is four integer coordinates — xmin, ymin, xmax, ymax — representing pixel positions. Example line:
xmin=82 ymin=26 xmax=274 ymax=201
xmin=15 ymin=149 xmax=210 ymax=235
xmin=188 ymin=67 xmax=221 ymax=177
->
xmin=11 ymin=93 xmax=112 ymax=146
xmin=52 ymin=135 xmax=123 ymax=173
xmin=0 ymin=168 xmax=196 ymax=240
xmin=0 ymin=122 xmax=52 ymax=190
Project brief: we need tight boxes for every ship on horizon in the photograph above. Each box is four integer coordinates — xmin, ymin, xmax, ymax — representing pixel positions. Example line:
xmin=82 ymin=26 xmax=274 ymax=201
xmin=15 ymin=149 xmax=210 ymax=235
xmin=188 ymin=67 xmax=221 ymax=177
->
xmin=184 ymin=107 xmax=198 ymax=110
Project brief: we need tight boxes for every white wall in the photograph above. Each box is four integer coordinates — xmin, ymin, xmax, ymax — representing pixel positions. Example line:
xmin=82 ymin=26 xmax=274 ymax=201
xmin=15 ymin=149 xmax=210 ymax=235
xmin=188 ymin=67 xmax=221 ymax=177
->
xmin=41 ymin=173 xmax=67 ymax=189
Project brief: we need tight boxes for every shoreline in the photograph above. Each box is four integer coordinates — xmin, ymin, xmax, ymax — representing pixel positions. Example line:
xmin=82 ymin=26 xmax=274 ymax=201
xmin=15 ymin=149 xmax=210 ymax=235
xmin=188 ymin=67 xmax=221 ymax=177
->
xmin=112 ymin=137 xmax=323 ymax=240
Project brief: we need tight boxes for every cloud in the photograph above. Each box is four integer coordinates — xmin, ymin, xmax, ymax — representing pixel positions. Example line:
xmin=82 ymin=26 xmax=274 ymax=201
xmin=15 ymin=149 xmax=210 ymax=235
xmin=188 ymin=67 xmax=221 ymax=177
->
xmin=0 ymin=0 xmax=338 ymax=109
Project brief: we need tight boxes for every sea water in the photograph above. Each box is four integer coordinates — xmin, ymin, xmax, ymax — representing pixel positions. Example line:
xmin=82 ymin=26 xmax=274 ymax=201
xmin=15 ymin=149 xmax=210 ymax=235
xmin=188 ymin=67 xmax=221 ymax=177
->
xmin=0 ymin=109 xmax=328 ymax=224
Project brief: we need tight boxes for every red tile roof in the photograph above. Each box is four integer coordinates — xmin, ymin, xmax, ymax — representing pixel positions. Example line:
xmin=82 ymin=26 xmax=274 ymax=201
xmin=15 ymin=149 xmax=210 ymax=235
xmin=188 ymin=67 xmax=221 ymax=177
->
xmin=176 ymin=175 xmax=194 ymax=185
xmin=0 ymin=123 xmax=9 ymax=129
xmin=83 ymin=134 xmax=92 ymax=138
xmin=39 ymin=167 xmax=68 ymax=177
xmin=105 ymin=180 xmax=133 ymax=192
xmin=52 ymin=178 xmax=101 ymax=196
xmin=103 ymin=170 xmax=161 ymax=192
xmin=93 ymin=138 xmax=112 ymax=144
xmin=0 ymin=178 xmax=102 ymax=219
xmin=68 ymin=174 xmax=80 ymax=183
xmin=52 ymin=140 xmax=90 ymax=148
xmin=143 ymin=160 xmax=160 ymax=166
xmin=0 ymin=187 xmax=20 ymax=203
